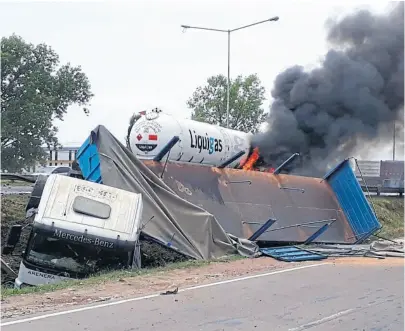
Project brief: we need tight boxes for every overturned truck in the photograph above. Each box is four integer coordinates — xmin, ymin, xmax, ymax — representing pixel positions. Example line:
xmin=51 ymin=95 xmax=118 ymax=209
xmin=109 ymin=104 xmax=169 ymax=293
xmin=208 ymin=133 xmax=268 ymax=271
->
xmin=78 ymin=125 xmax=381 ymax=245
xmin=3 ymin=121 xmax=381 ymax=287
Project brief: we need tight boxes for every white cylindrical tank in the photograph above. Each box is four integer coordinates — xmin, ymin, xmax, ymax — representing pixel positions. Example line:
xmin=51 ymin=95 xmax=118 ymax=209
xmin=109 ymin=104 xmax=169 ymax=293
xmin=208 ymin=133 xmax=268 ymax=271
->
xmin=129 ymin=110 xmax=252 ymax=168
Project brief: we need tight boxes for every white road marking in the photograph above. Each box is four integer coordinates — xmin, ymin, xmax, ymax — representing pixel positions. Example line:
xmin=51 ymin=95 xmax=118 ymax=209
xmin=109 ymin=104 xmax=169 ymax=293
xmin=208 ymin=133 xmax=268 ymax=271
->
xmin=1 ymin=262 xmax=329 ymax=327
xmin=288 ymin=298 xmax=392 ymax=331
xmin=288 ymin=308 xmax=354 ymax=331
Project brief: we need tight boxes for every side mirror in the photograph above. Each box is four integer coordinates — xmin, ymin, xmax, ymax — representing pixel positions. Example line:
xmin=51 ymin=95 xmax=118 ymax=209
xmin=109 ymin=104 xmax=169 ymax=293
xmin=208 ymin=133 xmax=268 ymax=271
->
xmin=2 ymin=225 xmax=22 ymax=255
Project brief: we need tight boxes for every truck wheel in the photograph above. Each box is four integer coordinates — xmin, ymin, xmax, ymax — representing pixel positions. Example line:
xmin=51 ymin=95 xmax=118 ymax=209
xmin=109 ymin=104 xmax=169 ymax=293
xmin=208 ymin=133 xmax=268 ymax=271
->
xmin=25 ymin=174 xmax=48 ymax=211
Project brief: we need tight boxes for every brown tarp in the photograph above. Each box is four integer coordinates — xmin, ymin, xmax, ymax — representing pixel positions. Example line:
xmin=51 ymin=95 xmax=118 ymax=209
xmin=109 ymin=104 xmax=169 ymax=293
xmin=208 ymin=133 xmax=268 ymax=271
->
xmin=91 ymin=125 xmax=259 ymax=260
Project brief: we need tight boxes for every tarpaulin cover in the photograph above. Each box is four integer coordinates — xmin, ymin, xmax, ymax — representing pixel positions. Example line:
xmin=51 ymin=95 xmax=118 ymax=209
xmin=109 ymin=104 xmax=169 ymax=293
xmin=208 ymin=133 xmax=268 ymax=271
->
xmin=305 ymin=239 xmax=404 ymax=258
xmin=87 ymin=125 xmax=259 ymax=260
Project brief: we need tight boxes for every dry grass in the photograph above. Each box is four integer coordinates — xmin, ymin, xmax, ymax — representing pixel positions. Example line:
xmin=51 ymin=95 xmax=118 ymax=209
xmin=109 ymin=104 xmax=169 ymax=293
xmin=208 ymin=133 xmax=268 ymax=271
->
xmin=368 ymin=196 xmax=404 ymax=239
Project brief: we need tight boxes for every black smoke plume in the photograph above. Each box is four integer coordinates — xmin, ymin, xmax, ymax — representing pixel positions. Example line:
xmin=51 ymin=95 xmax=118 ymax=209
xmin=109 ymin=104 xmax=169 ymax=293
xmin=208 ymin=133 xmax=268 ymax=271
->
xmin=253 ymin=3 xmax=404 ymax=176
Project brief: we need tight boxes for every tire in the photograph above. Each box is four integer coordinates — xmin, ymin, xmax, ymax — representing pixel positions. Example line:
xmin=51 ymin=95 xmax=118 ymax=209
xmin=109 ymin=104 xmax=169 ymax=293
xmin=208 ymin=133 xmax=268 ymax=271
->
xmin=25 ymin=174 xmax=48 ymax=211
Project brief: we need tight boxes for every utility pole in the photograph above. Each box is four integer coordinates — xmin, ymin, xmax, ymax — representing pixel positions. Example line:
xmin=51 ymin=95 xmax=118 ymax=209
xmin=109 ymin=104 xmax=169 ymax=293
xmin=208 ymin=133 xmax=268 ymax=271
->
xmin=393 ymin=122 xmax=396 ymax=161
xmin=181 ymin=16 xmax=279 ymax=128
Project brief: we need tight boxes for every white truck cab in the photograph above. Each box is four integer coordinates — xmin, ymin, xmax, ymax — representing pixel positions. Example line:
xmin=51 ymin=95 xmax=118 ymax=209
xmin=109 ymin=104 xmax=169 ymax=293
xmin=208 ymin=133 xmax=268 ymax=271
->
xmin=11 ymin=174 xmax=143 ymax=288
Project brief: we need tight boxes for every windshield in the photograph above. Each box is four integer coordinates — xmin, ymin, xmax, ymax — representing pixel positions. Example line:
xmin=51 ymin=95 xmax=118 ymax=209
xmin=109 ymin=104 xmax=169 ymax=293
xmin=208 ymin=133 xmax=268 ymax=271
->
xmin=26 ymin=233 xmax=130 ymax=274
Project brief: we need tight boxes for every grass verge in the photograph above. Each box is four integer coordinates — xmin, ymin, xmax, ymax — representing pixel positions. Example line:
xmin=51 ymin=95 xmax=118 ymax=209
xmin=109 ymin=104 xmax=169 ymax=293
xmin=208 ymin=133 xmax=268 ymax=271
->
xmin=368 ymin=196 xmax=404 ymax=239
xmin=1 ymin=255 xmax=243 ymax=298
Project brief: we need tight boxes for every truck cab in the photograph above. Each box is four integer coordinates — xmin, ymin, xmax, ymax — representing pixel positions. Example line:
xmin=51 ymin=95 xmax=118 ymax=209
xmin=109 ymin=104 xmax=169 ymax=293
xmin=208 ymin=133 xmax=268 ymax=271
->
xmin=4 ymin=174 xmax=143 ymax=288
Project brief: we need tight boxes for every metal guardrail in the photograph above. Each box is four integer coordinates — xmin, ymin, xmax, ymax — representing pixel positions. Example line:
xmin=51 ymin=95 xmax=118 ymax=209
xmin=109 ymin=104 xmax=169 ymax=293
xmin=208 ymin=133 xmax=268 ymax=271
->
xmin=1 ymin=173 xmax=38 ymax=183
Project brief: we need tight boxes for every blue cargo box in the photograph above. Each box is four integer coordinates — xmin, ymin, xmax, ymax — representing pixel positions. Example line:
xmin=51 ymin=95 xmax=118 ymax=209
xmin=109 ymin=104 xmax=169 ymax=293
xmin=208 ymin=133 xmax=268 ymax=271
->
xmin=323 ymin=159 xmax=381 ymax=242
xmin=76 ymin=133 xmax=102 ymax=184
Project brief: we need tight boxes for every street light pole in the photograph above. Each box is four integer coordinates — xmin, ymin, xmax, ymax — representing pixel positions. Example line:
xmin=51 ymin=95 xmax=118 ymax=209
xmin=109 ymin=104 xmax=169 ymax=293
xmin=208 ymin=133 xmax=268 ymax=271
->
xmin=181 ymin=16 xmax=279 ymax=128
xmin=393 ymin=121 xmax=396 ymax=161
xmin=227 ymin=30 xmax=230 ymax=128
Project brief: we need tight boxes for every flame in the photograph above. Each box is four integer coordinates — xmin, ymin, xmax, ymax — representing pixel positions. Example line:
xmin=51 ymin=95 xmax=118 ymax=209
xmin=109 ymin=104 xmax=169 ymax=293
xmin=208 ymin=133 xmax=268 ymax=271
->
xmin=243 ymin=147 xmax=260 ymax=171
xmin=239 ymin=156 xmax=248 ymax=167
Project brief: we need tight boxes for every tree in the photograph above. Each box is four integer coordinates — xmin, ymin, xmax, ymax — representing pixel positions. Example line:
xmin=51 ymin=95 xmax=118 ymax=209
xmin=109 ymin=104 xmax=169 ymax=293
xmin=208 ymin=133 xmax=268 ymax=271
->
xmin=187 ymin=74 xmax=266 ymax=133
xmin=1 ymin=34 xmax=93 ymax=172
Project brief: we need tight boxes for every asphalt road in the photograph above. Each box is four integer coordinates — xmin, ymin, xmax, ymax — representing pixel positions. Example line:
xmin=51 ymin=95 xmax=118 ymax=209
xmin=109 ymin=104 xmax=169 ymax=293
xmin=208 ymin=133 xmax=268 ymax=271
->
xmin=2 ymin=261 xmax=403 ymax=331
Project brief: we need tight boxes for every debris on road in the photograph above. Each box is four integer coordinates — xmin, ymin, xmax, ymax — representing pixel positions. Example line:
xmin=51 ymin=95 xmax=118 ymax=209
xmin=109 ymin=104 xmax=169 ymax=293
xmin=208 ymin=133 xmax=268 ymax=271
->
xmin=303 ymin=239 xmax=404 ymax=259
xmin=260 ymin=246 xmax=327 ymax=262
xmin=160 ymin=287 xmax=179 ymax=295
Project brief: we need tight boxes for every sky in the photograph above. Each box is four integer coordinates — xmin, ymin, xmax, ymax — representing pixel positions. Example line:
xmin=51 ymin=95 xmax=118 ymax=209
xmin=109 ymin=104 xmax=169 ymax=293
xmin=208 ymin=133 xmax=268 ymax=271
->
xmin=0 ymin=0 xmax=397 ymax=159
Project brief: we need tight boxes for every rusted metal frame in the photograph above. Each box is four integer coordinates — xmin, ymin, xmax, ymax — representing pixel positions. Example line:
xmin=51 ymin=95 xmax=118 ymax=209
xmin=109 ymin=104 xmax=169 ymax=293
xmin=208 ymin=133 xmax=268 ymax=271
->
xmin=353 ymin=158 xmax=378 ymax=217
xmin=264 ymin=219 xmax=337 ymax=233
xmin=272 ymin=153 xmax=305 ymax=192
xmin=320 ymin=158 xmax=348 ymax=183
xmin=218 ymin=150 xmax=246 ymax=169
xmin=242 ymin=221 xmax=264 ymax=225
xmin=303 ymin=219 xmax=336 ymax=245
xmin=370 ymin=233 xmax=399 ymax=245
xmin=353 ymin=227 xmax=381 ymax=244
xmin=273 ymin=153 xmax=300 ymax=175
xmin=279 ymin=186 xmax=305 ymax=193
xmin=345 ymin=221 xmax=383 ymax=244
xmin=226 ymin=180 xmax=252 ymax=185
xmin=153 ymin=136 xmax=180 ymax=162
xmin=248 ymin=219 xmax=277 ymax=241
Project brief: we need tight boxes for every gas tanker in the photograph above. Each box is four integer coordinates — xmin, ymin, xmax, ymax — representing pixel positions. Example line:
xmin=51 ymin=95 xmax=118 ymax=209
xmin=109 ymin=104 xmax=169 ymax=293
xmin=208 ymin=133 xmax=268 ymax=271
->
xmin=128 ymin=109 xmax=253 ymax=168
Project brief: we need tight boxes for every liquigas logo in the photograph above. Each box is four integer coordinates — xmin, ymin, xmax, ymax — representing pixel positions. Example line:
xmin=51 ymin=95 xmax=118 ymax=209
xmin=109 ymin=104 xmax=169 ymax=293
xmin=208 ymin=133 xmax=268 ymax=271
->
xmin=189 ymin=130 xmax=223 ymax=154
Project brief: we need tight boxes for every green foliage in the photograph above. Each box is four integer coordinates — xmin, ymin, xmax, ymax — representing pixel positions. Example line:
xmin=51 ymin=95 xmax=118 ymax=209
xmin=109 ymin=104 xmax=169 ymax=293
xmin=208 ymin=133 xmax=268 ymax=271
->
xmin=369 ymin=196 xmax=404 ymax=239
xmin=187 ymin=74 xmax=266 ymax=133
xmin=1 ymin=34 xmax=93 ymax=172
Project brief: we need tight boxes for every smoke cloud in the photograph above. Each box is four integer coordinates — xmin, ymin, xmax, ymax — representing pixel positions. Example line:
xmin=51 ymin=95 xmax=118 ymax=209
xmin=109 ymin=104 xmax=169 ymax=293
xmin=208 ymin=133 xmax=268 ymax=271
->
xmin=253 ymin=3 xmax=404 ymax=176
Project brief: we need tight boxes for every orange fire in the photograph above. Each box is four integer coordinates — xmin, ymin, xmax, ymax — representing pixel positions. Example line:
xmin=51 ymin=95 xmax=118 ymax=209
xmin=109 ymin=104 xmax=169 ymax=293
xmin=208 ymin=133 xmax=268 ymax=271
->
xmin=239 ymin=156 xmax=247 ymax=167
xmin=242 ymin=147 xmax=260 ymax=171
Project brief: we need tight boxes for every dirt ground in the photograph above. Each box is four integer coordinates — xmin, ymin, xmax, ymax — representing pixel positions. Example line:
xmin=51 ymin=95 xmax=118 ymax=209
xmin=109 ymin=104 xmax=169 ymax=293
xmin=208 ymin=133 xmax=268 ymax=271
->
xmin=1 ymin=194 xmax=32 ymax=284
xmin=1 ymin=258 xmax=321 ymax=319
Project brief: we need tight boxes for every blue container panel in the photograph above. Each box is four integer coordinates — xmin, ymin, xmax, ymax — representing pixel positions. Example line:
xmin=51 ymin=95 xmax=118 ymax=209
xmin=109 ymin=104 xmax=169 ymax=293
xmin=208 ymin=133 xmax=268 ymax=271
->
xmin=76 ymin=136 xmax=102 ymax=183
xmin=260 ymin=246 xmax=327 ymax=262
xmin=325 ymin=160 xmax=381 ymax=240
